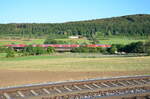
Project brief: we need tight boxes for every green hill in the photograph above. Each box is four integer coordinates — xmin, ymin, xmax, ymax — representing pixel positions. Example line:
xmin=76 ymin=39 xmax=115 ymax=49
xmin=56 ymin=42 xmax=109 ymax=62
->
xmin=0 ymin=14 xmax=150 ymax=38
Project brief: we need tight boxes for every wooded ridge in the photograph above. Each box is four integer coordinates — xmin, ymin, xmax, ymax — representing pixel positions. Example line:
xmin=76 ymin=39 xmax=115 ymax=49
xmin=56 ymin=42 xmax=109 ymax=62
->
xmin=0 ymin=14 xmax=150 ymax=37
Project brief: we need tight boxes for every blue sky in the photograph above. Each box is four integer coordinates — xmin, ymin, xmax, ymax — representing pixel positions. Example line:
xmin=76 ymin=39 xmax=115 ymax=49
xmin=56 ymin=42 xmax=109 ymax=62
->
xmin=0 ymin=0 xmax=150 ymax=23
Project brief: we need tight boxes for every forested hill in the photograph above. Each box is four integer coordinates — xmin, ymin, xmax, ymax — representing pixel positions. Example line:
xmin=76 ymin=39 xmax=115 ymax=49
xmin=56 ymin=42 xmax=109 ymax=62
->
xmin=0 ymin=14 xmax=150 ymax=38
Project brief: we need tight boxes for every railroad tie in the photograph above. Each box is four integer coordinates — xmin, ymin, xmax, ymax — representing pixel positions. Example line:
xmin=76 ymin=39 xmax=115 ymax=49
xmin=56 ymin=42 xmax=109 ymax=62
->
xmin=43 ymin=88 xmax=50 ymax=94
xmin=141 ymin=79 xmax=147 ymax=83
xmin=73 ymin=85 xmax=82 ymax=90
xmin=54 ymin=87 xmax=62 ymax=93
xmin=133 ymin=80 xmax=143 ymax=84
xmin=84 ymin=84 xmax=93 ymax=90
xmin=3 ymin=93 xmax=11 ymax=99
xmin=17 ymin=91 xmax=25 ymax=97
xmin=110 ymin=82 xmax=119 ymax=86
xmin=101 ymin=83 xmax=110 ymax=87
xmin=118 ymin=82 xmax=127 ymax=86
xmin=30 ymin=90 xmax=38 ymax=96
xmin=126 ymin=81 xmax=133 ymax=85
xmin=64 ymin=86 xmax=72 ymax=92
xmin=92 ymin=83 xmax=101 ymax=88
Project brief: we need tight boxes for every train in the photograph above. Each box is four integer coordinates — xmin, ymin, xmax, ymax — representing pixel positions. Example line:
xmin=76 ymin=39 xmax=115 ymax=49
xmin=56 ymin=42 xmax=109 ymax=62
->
xmin=5 ymin=44 xmax=111 ymax=52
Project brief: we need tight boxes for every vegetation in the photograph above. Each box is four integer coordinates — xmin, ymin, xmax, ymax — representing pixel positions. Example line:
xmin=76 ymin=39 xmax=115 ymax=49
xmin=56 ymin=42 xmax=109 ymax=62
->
xmin=3 ymin=46 xmax=55 ymax=58
xmin=47 ymin=47 xmax=55 ymax=54
xmin=72 ymin=47 xmax=107 ymax=53
xmin=1 ymin=39 xmax=150 ymax=58
xmin=44 ymin=38 xmax=91 ymax=44
xmin=145 ymin=41 xmax=150 ymax=55
xmin=122 ymin=41 xmax=145 ymax=53
xmin=0 ymin=39 xmax=45 ymax=46
xmin=0 ymin=14 xmax=150 ymax=39
xmin=0 ymin=46 xmax=7 ymax=53
xmin=113 ymin=41 xmax=150 ymax=55
xmin=107 ymin=45 xmax=117 ymax=54
xmin=0 ymin=54 xmax=150 ymax=72
xmin=0 ymin=37 xmax=147 ymax=46
xmin=6 ymin=47 xmax=15 ymax=58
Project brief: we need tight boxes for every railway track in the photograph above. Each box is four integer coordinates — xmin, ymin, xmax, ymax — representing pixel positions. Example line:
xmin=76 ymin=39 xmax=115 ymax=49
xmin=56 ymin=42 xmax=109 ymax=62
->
xmin=0 ymin=75 xmax=150 ymax=99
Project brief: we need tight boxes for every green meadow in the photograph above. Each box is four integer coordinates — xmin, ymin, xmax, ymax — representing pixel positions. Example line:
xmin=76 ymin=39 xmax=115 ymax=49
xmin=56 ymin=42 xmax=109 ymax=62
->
xmin=0 ymin=36 xmax=148 ymax=46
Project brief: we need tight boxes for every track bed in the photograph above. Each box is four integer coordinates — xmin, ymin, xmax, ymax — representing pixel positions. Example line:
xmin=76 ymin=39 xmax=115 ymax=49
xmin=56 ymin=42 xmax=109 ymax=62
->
xmin=0 ymin=75 xmax=150 ymax=99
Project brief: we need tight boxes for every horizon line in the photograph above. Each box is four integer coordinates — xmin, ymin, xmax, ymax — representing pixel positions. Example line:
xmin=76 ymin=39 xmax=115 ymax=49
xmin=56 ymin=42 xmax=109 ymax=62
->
xmin=0 ymin=13 xmax=149 ymax=24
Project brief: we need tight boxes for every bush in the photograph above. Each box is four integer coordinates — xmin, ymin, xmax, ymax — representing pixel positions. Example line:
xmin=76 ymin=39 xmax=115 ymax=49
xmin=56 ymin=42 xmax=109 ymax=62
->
xmin=107 ymin=45 xmax=117 ymax=54
xmin=44 ymin=39 xmax=58 ymax=44
xmin=34 ymin=47 xmax=46 ymax=55
xmin=47 ymin=47 xmax=55 ymax=54
xmin=23 ymin=46 xmax=35 ymax=55
xmin=0 ymin=46 xmax=7 ymax=53
xmin=6 ymin=47 xmax=15 ymax=58
xmin=145 ymin=41 xmax=150 ymax=55
xmin=123 ymin=41 xmax=144 ymax=53
xmin=72 ymin=47 xmax=107 ymax=53
xmin=72 ymin=47 xmax=89 ymax=53
xmin=23 ymin=46 xmax=46 ymax=55
xmin=114 ymin=44 xmax=125 ymax=52
xmin=97 ymin=47 xmax=107 ymax=53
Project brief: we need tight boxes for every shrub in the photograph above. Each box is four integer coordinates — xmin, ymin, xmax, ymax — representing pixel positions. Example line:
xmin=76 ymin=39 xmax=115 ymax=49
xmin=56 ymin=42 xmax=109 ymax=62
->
xmin=72 ymin=47 xmax=89 ymax=53
xmin=23 ymin=46 xmax=46 ymax=55
xmin=23 ymin=46 xmax=35 ymax=55
xmin=123 ymin=41 xmax=144 ymax=53
xmin=145 ymin=41 xmax=150 ymax=55
xmin=107 ymin=45 xmax=118 ymax=54
xmin=97 ymin=47 xmax=107 ymax=53
xmin=0 ymin=46 xmax=7 ymax=53
xmin=34 ymin=47 xmax=46 ymax=55
xmin=6 ymin=47 xmax=15 ymax=58
xmin=113 ymin=44 xmax=125 ymax=52
xmin=47 ymin=47 xmax=55 ymax=54
xmin=72 ymin=47 xmax=107 ymax=53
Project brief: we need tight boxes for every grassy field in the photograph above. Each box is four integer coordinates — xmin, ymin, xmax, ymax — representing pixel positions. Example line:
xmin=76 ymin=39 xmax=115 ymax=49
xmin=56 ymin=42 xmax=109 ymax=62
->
xmin=0 ymin=53 xmax=150 ymax=73
xmin=0 ymin=36 xmax=148 ymax=46
xmin=99 ymin=37 xmax=146 ymax=45
xmin=0 ymin=39 xmax=45 ymax=46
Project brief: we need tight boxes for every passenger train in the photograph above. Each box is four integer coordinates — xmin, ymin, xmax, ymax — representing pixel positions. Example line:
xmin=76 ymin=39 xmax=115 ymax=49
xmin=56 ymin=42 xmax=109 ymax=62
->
xmin=5 ymin=44 xmax=111 ymax=52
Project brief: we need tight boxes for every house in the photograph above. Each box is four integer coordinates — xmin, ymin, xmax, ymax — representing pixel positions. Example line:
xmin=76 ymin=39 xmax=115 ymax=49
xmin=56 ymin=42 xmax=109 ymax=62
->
xmin=69 ymin=36 xmax=79 ymax=39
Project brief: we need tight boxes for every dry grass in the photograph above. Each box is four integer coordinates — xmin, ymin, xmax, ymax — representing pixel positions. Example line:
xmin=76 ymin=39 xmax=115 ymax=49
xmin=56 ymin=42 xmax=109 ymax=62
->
xmin=0 ymin=56 xmax=150 ymax=72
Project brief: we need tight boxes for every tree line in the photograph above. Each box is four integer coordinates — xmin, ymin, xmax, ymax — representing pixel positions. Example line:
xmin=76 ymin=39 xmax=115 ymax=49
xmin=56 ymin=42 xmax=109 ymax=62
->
xmin=71 ymin=41 xmax=150 ymax=55
xmin=0 ymin=14 xmax=150 ymax=39
xmin=1 ymin=40 xmax=149 ymax=58
xmin=4 ymin=46 xmax=55 ymax=58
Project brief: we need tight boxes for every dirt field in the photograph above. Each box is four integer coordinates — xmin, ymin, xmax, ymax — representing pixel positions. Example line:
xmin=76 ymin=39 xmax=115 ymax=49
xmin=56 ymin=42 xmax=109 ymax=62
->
xmin=0 ymin=56 xmax=150 ymax=87
xmin=0 ymin=69 xmax=149 ymax=87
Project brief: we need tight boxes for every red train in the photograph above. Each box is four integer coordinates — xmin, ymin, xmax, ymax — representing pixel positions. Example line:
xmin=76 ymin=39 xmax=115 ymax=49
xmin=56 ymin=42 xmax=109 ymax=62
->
xmin=5 ymin=44 xmax=111 ymax=52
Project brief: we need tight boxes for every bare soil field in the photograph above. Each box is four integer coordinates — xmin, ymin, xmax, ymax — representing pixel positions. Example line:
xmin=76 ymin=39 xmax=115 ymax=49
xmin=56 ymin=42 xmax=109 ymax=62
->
xmin=0 ymin=69 xmax=149 ymax=87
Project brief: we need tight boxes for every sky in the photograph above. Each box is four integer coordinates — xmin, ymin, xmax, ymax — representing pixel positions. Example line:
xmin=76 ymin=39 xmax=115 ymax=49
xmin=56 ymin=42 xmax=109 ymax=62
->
xmin=0 ymin=0 xmax=150 ymax=23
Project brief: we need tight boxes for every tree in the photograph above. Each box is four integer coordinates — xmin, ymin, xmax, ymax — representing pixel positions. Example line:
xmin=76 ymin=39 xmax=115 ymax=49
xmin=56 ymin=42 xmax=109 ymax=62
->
xmin=0 ymin=14 xmax=150 ymax=38
xmin=44 ymin=38 xmax=57 ymax=44
xmin=6 ymin=47 xmax=15 ymax=58
xmin=47 ymin=47 xmax=55 ymax=54
xmin=145 ymin=40 xmax=150 ymax=55
xmin=23 ymin=46 xmax=35 ymax=55
xmin=123 ymin=41 xmax=144 ymax=53
xmin=114 ymin=44 xmax=125 ymax=52
xmin=72 ymin=47 xmax=89 ymax=53
xmin=97 ymin=47 xmax=107 ymax=53
xmin=34 ymin=47 xmax=45 ymax=55
xmin=108 ymin=46 xmax=117 ymax=54
xmin=0 ymin=46 xmax=7 ymax=53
